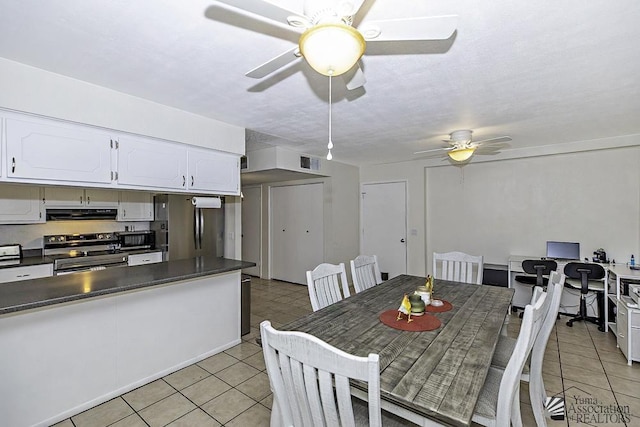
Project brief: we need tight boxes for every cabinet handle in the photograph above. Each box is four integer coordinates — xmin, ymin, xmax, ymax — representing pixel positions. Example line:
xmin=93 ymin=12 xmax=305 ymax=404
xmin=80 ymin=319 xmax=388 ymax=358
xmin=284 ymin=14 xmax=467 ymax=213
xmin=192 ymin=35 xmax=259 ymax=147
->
xmin=123 ymin=209 xmax=126 ymax=217
xmin=80 ymin=196 xmax=84 ymax=204
xmin=111 ymin=171 xmax=114 ymax=181
xmin=191 ymin=175 xmax=194 ymax=186
xmin=11 ymin=157 xmax=16 ymax=173
xmin=115 ymin=171 xmax=118 ymax=180
xmin=16 ymin=274 xmax=29 ymax=278
xmin=182 ymin=175 xmax=186 ymax=187
xmin=87 ymin=196 xmax=91 ymax=205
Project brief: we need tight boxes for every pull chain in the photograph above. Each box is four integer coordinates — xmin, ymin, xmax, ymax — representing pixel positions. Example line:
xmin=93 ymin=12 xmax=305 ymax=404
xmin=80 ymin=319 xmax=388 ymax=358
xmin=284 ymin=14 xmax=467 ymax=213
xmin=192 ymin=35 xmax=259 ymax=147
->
xmin=327 ymin=73 xmax=333 ymax=160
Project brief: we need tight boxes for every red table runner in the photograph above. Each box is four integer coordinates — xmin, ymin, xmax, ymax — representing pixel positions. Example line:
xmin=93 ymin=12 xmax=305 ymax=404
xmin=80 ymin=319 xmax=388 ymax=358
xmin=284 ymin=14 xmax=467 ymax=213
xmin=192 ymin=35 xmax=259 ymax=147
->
xmin=426 ymin=300 xmax=453 ymax=313
xmin=379 ymin=309 xmax=441 ymax=331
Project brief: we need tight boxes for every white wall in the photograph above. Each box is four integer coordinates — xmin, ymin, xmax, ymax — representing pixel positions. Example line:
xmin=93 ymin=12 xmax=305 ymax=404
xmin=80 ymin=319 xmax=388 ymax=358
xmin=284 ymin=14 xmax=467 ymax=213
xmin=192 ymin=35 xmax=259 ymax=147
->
xmin=0 ymin=57 xmax=245 ymax=154
xmin=426 ymin=147 xmax=640 ymax=266
xmin=361 ymin=140 xmax=640 ymax=276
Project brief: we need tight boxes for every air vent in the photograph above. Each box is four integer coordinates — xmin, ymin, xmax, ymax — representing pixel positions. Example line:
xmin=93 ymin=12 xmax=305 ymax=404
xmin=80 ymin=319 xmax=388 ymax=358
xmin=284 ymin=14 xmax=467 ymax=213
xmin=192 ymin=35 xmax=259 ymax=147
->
xmin=300 ymin=156 xmax=320 ymax=171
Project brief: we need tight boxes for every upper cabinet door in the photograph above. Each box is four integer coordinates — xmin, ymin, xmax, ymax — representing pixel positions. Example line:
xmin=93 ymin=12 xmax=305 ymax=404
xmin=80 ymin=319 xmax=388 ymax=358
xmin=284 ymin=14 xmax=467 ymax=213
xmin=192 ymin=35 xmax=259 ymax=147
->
xmin=85 ymin=188 xmax=119 ymax=208
xmin=188 ymin=147 xmax=240 ymax=195
xmin=117 ymin=135 xmax=188 ymax=190
xmin=42 ymin=187 xmax=119 ymax=208
xmin=5 ymin=116 xmax=113 ymax=184
xmin=43 ymin=187 xmax=85 ymax=207
xmin=0 ymin=184 xmax=44 ymax=224
xmin=117 ymin=191 xmax=154 ymax=221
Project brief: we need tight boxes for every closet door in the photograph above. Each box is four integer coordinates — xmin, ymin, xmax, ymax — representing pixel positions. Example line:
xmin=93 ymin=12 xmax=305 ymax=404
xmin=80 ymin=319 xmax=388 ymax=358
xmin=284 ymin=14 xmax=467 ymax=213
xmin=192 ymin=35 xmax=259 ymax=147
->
xmin=270 ymin=183 xmax=324 ymax=285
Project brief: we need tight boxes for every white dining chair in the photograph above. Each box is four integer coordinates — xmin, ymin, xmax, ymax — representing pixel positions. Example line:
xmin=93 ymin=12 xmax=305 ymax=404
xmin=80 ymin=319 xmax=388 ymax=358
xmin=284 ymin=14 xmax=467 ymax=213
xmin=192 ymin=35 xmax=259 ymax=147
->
xmin=472 ymin=290 xmax=548 ymax=427
xmin=350 ymin=254 xmax=383 ymax=293
xmin=260 ymin=321 xmax=410 ymax=427
xmin=433 ymin=251 xmax=484 ymax=284
xmin=306 ymin=262 xmax=350 ymax=311
xmin=491 ymin=271 xmax=565 ymax=427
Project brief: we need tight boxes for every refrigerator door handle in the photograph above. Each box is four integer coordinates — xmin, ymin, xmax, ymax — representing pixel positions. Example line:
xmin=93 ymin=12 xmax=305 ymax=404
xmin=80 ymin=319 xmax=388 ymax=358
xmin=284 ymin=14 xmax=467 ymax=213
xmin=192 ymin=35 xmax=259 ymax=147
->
xmin=194 ymin=207 xmax=200 ymax=250
xmin=199 ymin=208 xmax=204 ymax=249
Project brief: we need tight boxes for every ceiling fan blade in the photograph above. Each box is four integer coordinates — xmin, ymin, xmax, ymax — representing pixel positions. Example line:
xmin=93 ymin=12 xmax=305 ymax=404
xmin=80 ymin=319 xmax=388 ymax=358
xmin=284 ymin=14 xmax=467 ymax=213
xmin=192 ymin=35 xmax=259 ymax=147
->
xmin=213 ymin=0 xmax=305 ymax=27
xmin=344 ymin=63 xmax=366 ymax=90
xmin=359 ymin=15 xmax=458 ymax=41
xmin=474 ymin=136 xmax=512 ymax=145
xmin=245 ymin=47 xmax=300 ymax=78
xmin=413 ymin=147 xmax=452 ymax=155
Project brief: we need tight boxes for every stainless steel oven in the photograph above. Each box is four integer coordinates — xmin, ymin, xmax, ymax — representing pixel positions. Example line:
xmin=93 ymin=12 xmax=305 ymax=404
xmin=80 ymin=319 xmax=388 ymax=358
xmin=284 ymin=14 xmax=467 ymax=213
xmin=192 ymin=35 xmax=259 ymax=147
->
xmin=44 ymin=232 xmax=129 ymax=275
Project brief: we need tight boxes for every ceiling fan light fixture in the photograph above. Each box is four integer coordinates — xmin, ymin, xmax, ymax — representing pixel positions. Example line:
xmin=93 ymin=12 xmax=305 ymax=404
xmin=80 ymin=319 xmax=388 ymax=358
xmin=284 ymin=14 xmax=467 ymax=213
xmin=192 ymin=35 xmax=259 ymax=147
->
xmin=299 ymin=23 xmax=365 ymax=76
xmin=447 ymin=147 xmax=476 ymax=162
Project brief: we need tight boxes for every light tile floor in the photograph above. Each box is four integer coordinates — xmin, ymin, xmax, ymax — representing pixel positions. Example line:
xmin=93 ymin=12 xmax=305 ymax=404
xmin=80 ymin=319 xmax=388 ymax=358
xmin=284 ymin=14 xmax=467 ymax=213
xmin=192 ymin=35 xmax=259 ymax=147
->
xmin=53 ymin=278 xmax=640 ymax=427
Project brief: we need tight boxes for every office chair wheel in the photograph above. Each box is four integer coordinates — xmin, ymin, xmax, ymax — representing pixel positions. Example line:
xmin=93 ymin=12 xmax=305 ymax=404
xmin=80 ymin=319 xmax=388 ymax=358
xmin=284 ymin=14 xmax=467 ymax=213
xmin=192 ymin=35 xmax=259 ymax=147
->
xmin=566 ymin=320 xmax=573 ymax=327
xmin=598 ymin=325 xmax=604 ymax=332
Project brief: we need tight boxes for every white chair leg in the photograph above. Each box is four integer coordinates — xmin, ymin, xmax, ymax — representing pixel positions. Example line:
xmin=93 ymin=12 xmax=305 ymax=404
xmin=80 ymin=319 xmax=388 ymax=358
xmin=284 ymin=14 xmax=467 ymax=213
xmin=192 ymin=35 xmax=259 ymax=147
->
xmin=271 ymin=396 xmax=284 ymax=427
xmin=511 ymin=384 xmax=523 ymax=427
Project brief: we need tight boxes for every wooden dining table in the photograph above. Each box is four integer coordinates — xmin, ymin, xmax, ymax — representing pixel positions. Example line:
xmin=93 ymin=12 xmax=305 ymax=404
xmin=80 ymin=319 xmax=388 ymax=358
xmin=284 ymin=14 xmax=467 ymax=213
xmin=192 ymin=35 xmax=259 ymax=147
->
xmin=282 ymin=275 xmax=515 ymax=427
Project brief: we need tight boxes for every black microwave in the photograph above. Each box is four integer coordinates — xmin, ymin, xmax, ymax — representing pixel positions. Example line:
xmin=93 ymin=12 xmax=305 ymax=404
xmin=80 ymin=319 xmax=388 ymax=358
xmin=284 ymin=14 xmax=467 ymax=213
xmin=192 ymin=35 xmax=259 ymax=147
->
xmin=117 ymin=230 xmax=155 ymax=250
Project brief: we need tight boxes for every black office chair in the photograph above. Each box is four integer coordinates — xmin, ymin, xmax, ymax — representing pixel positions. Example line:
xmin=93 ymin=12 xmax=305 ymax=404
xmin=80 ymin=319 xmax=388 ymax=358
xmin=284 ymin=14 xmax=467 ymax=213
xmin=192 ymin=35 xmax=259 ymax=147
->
xmin=514 ymin=259 xmax=557 ymax=315
xmin=564 ymin=262 xmax=606 ymax=330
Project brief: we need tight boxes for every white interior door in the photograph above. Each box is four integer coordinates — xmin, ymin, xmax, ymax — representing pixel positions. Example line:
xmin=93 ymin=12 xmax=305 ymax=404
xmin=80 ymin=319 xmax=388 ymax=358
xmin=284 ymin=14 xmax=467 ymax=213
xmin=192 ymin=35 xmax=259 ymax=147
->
xmin=241 ymin=186 xmax=261 ymax=277
xmin=270 ymin=183 xmax=324 ymax=285
xmin=362 ymin=181 xmax=407 ymax=280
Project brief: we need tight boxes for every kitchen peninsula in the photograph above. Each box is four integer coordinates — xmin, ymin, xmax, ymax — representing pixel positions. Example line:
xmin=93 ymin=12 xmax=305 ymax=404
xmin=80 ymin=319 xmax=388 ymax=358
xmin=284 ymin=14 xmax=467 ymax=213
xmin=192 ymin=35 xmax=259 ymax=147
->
xmin=0 ymin=255 xmax=254 ymax=427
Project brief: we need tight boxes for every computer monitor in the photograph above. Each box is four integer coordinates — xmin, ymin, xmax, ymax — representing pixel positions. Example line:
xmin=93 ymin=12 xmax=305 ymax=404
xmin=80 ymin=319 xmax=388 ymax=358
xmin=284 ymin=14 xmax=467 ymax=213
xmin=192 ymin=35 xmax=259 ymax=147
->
xmin=546 ymin=241 xmax=580 ymax=260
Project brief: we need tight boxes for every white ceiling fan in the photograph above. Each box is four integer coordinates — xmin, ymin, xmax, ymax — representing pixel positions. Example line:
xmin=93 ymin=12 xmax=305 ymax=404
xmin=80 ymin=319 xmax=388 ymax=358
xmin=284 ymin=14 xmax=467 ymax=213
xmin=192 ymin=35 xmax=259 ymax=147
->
xmin=414 ymin=130 xmax=512 ymax=162
xmin=208 ymin=0 xmax=458 ymax=90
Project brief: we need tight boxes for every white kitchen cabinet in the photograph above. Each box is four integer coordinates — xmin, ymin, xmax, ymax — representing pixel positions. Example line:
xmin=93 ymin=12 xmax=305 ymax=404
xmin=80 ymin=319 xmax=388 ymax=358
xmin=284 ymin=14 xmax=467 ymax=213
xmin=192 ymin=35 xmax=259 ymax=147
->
xmin=127 ymin=251 xmax=163 ymax=266
xmin=117 ymin=135 xmax=188 ymax=190
xmin=43 ymin=187 xmax=119 ymax=208
xmin=5 ymin=115 xmax=114 ymax=185
xmin=0 ymin=264 xmax=53 ymax=284
xmin=118 ymin=191 xmax=154 ymax=221
xmin=0 ymin=184 xmax=44 ymax=224
xmin=188 ymin=147 xmax=240 ymax=195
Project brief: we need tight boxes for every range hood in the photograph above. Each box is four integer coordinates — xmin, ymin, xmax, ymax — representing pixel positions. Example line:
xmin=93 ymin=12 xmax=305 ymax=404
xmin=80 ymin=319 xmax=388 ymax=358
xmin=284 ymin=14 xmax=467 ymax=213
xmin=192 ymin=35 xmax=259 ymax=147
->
xmin=46 ymin=208 xmax=118 ymax=221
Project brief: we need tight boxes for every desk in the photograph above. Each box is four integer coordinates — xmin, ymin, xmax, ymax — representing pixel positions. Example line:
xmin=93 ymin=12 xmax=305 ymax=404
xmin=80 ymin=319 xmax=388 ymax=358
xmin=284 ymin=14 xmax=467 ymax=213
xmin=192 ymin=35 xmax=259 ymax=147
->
xmin=283 ymin=275 xmax=514 ymax=426
xmin=508 ymin=256 xmax=607 ymax=319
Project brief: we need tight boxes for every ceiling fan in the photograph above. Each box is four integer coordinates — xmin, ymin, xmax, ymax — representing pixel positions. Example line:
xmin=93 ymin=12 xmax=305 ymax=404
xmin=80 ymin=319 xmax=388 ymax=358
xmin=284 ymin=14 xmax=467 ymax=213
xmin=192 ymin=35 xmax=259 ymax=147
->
xmin=413 ymin=130 xmax=512 ymax=162
xmin=208 ymin=0 xmax=458 ymax=90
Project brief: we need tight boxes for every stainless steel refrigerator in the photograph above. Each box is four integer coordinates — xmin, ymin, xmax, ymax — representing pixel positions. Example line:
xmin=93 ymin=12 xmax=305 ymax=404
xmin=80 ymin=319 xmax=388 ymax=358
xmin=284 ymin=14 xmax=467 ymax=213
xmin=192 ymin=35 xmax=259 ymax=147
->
xmin=151 ymin=194 xmax=224 ymax=261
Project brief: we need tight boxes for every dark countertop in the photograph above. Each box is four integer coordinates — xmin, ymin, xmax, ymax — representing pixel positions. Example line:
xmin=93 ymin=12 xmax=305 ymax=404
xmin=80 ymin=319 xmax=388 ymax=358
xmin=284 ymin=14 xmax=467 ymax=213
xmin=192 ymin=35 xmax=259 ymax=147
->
xmin=0 ymin=256 xmax=255 ymax=316
xmin=0 ymin=249 xmax=164 ymax=270
xmin=0 ymin=249 xmax=52 ymax=269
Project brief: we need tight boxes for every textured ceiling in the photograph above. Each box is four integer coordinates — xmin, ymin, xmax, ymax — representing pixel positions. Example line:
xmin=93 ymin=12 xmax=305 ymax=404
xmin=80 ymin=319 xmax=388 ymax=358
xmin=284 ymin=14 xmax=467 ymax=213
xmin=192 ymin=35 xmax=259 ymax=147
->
xmin=0 ymin=0 xmax=639 ymax=166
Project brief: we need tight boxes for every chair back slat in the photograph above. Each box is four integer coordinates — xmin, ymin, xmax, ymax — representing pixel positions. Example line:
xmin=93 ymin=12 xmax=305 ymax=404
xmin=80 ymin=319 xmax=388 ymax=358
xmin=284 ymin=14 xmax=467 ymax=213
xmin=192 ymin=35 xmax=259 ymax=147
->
xmin=496 ymin=291 xmax=547 ymax=426
xmin=529 ymin=271 xmax=565 ymax=427
xmin=306 ymin=263 xmax=350 ymax=311
xmin=434 ymin=251 xmax=484 ymax=285
xmin=261 ymin=321 xmax=382 ymax=427
xmin=350 ymin=255 xmax=383 ymax=293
